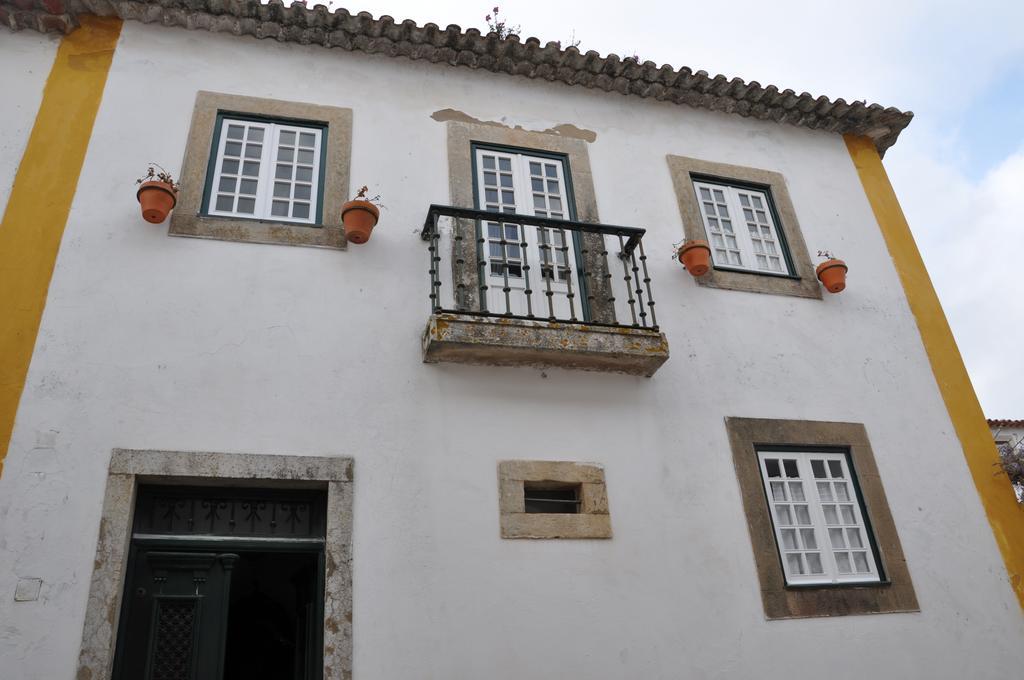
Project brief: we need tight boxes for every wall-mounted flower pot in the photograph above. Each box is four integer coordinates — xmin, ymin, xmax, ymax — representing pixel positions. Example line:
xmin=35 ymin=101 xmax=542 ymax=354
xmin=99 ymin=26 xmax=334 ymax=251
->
xmin=136 ymin=181 xmax=178 ymax=224
xmin=341 ymin=199 xmax=380 ymax=244
xmin=816 ymin=258 xmax=848 ymax=293
xmin=677 ymin=240 xmax=711 ymax=277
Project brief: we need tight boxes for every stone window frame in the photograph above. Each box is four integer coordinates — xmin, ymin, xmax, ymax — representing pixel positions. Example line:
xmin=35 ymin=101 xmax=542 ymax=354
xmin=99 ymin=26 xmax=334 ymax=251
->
xmin=498 ymin=460 xmax=612 ymax=539
xmin=667 ymin=155 xmax=821 ymax=299
xmin=444 ymin=120 xmax=617 ymax=324
xmin=170 ymin=91 xmax=352 ymax=249
xmin=725 ymin=417 xmax=918 ymax=620
xmin=76 ymin=449 xmax=354 ymax=680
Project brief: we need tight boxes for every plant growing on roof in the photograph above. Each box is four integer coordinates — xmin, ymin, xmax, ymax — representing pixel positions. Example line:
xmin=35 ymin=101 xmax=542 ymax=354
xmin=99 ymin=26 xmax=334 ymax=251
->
xmin=135 ymin=164 xmax=180 ymax=224
xmin=485 ymin=6 xmax=519 ymax=39
xmin=815 ymin=249 xmax=848 ymax=293
xmin=341 ymin=186 xmax=383 ymax=245
xmin=672 ymin=238 xmax=711 ymax=277
xmin=995 ymin=436 xmax=1024 ymax=503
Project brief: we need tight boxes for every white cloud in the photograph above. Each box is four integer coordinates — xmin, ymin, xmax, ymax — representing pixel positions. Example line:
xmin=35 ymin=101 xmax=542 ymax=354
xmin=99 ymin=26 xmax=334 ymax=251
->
xmin=889 ymin=143 xmax=1024 ymax=415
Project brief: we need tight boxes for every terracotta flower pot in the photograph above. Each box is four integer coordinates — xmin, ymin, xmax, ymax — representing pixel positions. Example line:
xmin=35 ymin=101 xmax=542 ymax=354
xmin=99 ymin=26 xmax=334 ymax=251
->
xmin=816 ymin=258 xmax=848 ymax=293
xmin=342 ymin=199 xmax=380 ymax=244
xmin=136 ymin=181 xmax=178 ymax=224
xmin=677 ymin=240 xmax=712 ymax=277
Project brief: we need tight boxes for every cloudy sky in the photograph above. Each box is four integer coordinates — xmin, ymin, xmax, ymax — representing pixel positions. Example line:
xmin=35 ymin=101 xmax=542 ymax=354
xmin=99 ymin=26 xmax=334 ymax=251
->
xmin=339 ymin=0 xmax=1022 ymax=415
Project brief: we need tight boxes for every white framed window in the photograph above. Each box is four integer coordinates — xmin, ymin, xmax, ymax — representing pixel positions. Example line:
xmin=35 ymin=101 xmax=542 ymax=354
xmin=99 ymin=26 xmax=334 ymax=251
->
xmin=757 ymin=450 xmax=881 ymax=586
xmin=474 ymin=148 xmax=579 ymax=318
xmin=692 ymin=180 xmax=791 ymax=274
xmin=205 ymin=117 xmax=324 ymax=224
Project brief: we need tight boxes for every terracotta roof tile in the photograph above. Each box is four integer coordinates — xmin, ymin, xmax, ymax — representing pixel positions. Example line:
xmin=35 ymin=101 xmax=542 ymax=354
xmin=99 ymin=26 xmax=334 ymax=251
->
xmin=988 ymin=419 xmax=1024 ymax=429
xmin=1 ymin=0 xmax=914 ymax=154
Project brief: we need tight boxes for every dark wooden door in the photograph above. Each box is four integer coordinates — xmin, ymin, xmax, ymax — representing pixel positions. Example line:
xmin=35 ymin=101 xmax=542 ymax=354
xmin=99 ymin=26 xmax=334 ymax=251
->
xmin=113 ymin=550 xmax=238 ymax=680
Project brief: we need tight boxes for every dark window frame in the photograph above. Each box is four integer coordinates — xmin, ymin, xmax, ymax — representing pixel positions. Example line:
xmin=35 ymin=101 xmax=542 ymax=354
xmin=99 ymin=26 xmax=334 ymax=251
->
xmin=689 ymin=173 xmax=800 ymax=280
xmin=755 ymin=444 xmax=888 ymax=588
xmin=725 ymin=417 xmax=918 ymax=619
xmin=201 ymin=111 xmax=329 ymax=227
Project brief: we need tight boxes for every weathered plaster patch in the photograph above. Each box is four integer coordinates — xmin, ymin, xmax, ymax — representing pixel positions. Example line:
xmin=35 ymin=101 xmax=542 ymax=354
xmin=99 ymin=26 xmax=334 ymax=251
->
xmin=76 ymin=450 xmax=354 ymax=680
xmin=14 ymin=578 xmax=43 ymax=602
xmin=430 ymin=108 xmax=597 ymax=142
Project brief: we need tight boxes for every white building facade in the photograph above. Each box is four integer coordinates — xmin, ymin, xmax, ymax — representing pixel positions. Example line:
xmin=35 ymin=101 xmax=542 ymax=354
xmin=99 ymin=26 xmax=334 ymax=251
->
xmin=1 ymin=3 xmax=1022 ymax=679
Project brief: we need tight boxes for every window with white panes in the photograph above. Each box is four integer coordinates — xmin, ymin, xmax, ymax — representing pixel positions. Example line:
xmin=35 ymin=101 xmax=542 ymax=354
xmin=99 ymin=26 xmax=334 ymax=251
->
xmin=692 ymin=180 xmax=791 ymax=275
xmin=474 ymin=147 xmax=579 ymax=318
xmin=205 ymin=117 xmax=324 ymax=224
xmin=757 ymin=450 xmax=881 ymax=585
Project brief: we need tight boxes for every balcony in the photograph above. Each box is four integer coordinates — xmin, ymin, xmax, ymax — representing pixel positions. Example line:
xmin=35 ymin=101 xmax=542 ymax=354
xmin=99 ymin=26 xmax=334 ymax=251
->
xmin=420 ymin=205 xmax=669 ymax=377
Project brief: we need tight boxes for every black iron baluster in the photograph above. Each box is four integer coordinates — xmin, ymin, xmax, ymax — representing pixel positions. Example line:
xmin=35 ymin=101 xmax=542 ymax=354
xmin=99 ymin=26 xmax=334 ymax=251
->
xmin=580 ymin=240 xmax=594 ymax=317
xmin=520 ymin=227 xmax=534 ymax=318
xmin=428 ymin=212 xmax=441 ymax=313
xmin=637 ymin=239 xmax=658 ymax=330
xmin=499 ymin=222 xmax=513 ymax=315
xmin=540 ymin=229 xmax=556 ymax=320
xmin=617 ymin=232 xmax=639 ymax=327
xmin=602 ymin=238 xmax=615 ymax=311
xmin=452 ymin=216 xmax=466 ymax=310
xmin=558 ymin=229 xmax=578 ymax=321
xmin=477 ymin=224 xmax=488 ymax=313
xmin=629 ymin=249 xmax=647 ymax=328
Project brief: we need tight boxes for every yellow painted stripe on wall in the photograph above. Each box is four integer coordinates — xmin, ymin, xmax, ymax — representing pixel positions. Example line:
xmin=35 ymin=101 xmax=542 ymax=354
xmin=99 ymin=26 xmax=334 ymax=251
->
xmin=0 ymin=16 xmax=122 ymax=477
xmin=845 ymin=134 xmax=1024 ymax=611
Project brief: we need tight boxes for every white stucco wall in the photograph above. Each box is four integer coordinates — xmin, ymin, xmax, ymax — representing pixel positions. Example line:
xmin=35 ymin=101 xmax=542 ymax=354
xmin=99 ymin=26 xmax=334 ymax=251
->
xmin=1 ymin=21 xmax=1022 ymax=679
xmin=0 ymin=29 xmax=57 ymax=217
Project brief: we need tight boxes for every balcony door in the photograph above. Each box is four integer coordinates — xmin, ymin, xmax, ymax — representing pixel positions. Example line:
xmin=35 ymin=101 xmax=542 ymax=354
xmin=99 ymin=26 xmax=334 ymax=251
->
xmin=474 ymin=148 xmax=582 ymax=320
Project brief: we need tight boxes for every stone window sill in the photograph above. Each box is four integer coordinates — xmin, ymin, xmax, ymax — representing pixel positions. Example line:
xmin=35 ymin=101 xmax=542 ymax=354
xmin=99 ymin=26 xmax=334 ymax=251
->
xmin=422 ymin=313 xmax=669 ymax=377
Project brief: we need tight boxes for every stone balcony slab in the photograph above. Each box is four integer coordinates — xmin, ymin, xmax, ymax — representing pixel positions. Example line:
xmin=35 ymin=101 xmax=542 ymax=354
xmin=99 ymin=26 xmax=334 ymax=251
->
xmin=422 ymin=313 xmax=669 ymax=377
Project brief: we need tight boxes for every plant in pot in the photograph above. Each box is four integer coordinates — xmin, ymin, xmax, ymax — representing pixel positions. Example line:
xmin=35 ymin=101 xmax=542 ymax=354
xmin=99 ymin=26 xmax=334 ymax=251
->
xmin=816 ymin=250 xmax=848 ymax=293
xmin=673 ymin=238 xmax=712 ymax=277
xmin=135 ymin=164 xmax=180 ymax=224
xmin=342 ymin=186 xmax=383 ymax=245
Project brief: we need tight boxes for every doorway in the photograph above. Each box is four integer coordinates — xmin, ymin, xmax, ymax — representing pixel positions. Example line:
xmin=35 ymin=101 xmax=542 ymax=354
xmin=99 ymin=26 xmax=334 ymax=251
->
xmin=111 ymin=485 xmax=326 ymax=680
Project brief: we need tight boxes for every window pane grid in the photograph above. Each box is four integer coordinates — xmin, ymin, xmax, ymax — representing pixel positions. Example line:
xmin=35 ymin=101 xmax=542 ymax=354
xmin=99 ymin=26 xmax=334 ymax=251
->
xmin=737 ymin=190 xmax=784 ymax=272
xmin=207 ymin=118 xmax=321 ymax=224
xmin=528 ymin=160 xmax=571 ymax=282
xmin=759 ymin=451 xmax=880 ymax=585
xmin=693 ymin=181 xmax=792 ymax=275
xmin=481 ymin=153 xmax=522 ymax=278
xmin=694 ymin=183 xmax=742 ymax=266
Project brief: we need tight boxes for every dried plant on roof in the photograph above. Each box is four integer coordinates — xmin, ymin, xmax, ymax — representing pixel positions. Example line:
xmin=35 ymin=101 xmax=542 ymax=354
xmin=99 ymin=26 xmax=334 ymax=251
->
xmin=995 ymin=435 xmax=1024 ymax=503
xmin=484 ymin=6 xmax=519 ymax=40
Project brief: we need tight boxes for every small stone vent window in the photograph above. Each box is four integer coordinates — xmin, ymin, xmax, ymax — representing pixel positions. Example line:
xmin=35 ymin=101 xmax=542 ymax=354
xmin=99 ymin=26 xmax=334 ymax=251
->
xmin=498 ymin=461 xmax=610 ymax=539
xmin=524 ymin=481 xmax=581 ymax=514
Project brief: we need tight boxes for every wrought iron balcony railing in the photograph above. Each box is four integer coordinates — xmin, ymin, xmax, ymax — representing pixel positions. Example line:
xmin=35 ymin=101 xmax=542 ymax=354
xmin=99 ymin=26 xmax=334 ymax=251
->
xmin=421 ymin=205 xmax=659 ymax=331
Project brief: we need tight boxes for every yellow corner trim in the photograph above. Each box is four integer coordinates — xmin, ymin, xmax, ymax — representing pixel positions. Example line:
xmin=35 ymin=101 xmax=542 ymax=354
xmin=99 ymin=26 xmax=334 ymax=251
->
xmin=845 ymin=134 xmax=1024 ymax=611
xmin=0 ymin=16 xmax=122 ymax=477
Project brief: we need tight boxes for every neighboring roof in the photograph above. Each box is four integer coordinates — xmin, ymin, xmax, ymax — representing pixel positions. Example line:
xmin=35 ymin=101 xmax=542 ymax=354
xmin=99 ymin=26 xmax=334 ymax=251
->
xmin=988 ymin=420 xmax=1024 ymax=429
xmin=1 ymin=0 xmax=914 ymax=154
